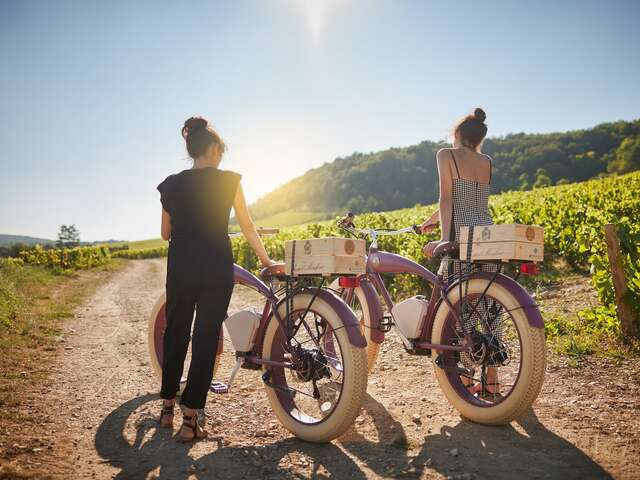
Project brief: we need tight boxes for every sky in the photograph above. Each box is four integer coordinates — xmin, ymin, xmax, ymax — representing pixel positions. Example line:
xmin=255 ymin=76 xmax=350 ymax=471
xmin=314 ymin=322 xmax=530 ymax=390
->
xmin=1 ymin=0 xmax=639 ymax=241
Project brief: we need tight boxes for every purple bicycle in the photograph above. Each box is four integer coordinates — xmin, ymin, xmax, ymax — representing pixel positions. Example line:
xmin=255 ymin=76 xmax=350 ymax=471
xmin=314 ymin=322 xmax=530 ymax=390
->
xmin=331 ymin=214 xmax=546 ymax=425
xmin=148 ymin=231 xmax=368 ymax=443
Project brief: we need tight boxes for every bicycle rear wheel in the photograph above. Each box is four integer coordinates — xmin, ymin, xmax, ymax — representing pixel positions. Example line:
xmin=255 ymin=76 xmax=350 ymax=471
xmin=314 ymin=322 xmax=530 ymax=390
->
xmin=261 ymin=292 xmax=368 ymax=442
xmin=431 ymin=278 xmax=546 ymax=425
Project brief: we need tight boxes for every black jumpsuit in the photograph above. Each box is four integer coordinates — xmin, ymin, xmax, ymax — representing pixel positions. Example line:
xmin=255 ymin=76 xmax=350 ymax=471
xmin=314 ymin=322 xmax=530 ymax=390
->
xmin=157 ymin=167 xmax=240 ymax=409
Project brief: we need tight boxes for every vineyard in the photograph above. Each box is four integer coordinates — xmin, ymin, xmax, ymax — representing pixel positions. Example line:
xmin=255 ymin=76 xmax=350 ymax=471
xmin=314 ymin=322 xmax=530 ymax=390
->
xmin=231 ymin=171 xmax=640 ymax=338
xmin=16 ymin=245 xmax=112 ymax=270
xmin=112 ymin=246 xmax=168 ymax=259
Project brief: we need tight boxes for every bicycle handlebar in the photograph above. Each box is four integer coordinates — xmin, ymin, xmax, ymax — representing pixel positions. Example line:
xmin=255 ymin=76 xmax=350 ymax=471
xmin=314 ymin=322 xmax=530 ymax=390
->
xmin=337 ymin=212 xmax=421 ymax=248
xmin=350 ymin=225 xmax=420 ymax=236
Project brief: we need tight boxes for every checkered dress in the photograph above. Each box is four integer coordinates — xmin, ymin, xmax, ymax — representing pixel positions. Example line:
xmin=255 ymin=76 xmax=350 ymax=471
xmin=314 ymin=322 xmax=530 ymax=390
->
xmin=439 ymin=150 xmax=502 ymax=344
xmin=440 ymin=150 xmax=495 ymax=280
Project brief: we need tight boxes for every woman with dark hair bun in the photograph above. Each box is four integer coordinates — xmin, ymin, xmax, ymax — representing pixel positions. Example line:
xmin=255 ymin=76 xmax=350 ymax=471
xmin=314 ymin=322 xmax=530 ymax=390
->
xmin=156 ymin=116 xmax=276 ymax=441
xmin=420 ymin=108 xmax=500 ymax=395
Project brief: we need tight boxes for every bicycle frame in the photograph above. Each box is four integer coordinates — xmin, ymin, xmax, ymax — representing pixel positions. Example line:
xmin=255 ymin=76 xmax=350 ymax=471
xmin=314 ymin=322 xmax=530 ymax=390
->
xmin=352 ymin=246 xmax=544 ymax=354
xmin=231 ymin=264 xmax=366 ymax=367
xmin=362 ymin=247 xmax=470 ymax=352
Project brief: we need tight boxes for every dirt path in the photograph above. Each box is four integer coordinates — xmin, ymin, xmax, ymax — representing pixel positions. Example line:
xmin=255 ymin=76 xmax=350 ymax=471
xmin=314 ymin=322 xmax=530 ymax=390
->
xmin=16 ymin=259 xmax=640 ymax=479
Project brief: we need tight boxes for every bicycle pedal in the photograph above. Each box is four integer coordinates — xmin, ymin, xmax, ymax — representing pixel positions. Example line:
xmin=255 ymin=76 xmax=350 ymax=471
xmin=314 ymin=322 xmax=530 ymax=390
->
xmin=210 ymin=381 xmax=229 ymax=394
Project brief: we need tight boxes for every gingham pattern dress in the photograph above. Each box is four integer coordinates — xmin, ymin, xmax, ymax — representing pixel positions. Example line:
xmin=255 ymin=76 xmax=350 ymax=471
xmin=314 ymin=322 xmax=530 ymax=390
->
xmin=440 ymin=150 xmax=495 ymax=280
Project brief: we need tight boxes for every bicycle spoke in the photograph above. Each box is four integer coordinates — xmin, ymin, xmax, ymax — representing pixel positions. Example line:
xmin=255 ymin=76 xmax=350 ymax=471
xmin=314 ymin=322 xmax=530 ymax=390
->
xmin=444 ymin=291 xmax=522 ymax=406
xmin=269 ymin=305 xmax=347 ymax=425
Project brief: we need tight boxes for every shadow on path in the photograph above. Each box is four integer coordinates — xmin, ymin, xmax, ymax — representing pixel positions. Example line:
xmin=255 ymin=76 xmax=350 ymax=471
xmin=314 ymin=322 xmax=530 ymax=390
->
xmin=95 ymin=394 xmax=366 ymax=479
xmin=345 ymin=395 xmax=611 ymax=479
xmin=414 ymin=411 xmax=612 ymax=479
xmin=96 ymin=395 xmax=612 ymax=479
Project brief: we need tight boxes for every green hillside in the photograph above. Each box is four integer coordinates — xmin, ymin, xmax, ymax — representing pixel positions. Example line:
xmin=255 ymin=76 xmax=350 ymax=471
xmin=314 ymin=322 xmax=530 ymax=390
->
xmin=0 ymin=234 xmax=54 ymax=247
xmin=248 ymin=119 xmax=640 ymax=225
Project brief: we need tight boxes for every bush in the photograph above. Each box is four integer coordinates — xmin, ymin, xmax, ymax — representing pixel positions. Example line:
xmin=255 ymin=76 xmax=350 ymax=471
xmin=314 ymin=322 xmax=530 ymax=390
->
xmin=0 ymin=257 xmax=25 ymax=268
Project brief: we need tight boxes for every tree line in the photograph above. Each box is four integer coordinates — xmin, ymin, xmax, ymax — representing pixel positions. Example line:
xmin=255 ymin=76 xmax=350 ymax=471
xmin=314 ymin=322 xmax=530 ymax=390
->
xmin=248 ymin=119 xmax=640 ymax=220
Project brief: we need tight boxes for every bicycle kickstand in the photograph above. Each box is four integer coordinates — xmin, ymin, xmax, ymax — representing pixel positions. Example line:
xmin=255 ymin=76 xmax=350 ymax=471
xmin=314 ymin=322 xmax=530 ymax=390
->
xmin=210 ymin=357 xmax=243 ymax=394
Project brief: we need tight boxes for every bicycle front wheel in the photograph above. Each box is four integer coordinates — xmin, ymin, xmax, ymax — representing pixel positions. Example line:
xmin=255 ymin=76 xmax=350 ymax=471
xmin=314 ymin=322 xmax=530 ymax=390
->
xmin=431 ymin=277 xmax=546 ymax=425
xmin=261 ymin=292 xmax=368 ymax=443
xmin=330 ymin=279 xmax=381 ymax=373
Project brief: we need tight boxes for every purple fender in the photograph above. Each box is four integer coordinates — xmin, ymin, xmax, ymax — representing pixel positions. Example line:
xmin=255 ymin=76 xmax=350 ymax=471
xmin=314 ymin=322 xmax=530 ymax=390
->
xmin=273 ymin=287 xmax=367 ymax=348
xmin=358 ymin=277 xmax=385 ymax=344
xmin=367 ymin=251 xmax=439 ymax=284
xmin=233 ymin=264 xmax=271 ymax=298
xmin=444 ymin=272 xmax=544 ymax=329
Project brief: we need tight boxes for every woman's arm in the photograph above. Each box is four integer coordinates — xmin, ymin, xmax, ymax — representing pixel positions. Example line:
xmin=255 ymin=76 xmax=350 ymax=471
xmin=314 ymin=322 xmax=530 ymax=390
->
xmin=437 ymin=151 xmax=454 ymax=241
xmin=233 ymin=183 xmax=273 ymax=267
xmin=161 ymin=208 xmax=171 ymax=241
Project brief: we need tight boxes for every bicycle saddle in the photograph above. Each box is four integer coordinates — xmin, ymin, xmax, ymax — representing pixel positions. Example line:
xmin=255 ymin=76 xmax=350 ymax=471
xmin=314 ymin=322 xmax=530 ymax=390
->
xmin=427 ymin=241 xmax=460 ymax=259
xmin=260 ymin=262 xmax=287 ymax=280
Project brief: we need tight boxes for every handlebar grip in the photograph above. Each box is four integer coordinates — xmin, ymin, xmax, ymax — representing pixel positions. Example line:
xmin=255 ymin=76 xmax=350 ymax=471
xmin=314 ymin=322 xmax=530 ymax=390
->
xmin=338 ymin=212 xmax=355 ymax=228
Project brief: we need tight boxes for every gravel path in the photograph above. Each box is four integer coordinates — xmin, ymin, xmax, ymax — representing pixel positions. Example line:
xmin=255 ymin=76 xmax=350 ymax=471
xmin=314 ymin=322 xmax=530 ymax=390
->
xmin=26 ymin=259 xmax=640 ymax=479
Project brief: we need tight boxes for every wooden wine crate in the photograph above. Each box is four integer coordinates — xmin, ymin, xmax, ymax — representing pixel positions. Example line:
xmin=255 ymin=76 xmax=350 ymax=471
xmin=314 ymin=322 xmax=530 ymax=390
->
xmin=284 ymin=238 xmax=366 ymax=276
xmin=459 ymin=224 xmax=544 ymax=262
xmin=285 ymin=237 xmax=366 ymax=258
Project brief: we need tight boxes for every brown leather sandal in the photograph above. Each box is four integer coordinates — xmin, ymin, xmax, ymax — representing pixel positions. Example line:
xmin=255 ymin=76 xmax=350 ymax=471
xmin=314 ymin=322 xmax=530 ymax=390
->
xmin=179 ymin=413 xmax=208 ymax=442
xmin=159 ymin=402 xmax=175 ymax=428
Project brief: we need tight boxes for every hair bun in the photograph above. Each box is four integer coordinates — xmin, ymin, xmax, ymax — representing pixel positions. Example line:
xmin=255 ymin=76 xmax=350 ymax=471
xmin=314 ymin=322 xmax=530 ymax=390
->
xmin=182 ymin=116 xmax=209 ymax=138
xmin=473 ymin=108 xmax=486 ymax=123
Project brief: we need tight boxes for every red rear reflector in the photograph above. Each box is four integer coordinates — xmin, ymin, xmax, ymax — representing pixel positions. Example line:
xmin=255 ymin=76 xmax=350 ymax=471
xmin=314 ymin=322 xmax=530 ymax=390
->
xmin=338 ymin=276 xmax=360 ymax=288
xmin=520 ymin=263 xmax=539 ymax=276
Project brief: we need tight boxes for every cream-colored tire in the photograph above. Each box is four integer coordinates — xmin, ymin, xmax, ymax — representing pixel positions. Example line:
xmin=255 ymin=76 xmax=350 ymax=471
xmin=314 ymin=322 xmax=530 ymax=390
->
xmin=352 ymin=287 xmax=381 ymax=372
xmin=431 ymin=278 xmax=546 ymax=425
xmin=330 ymin=280 xmax=381 ymax=373
xmin=148 ymin=292 xmax=222 ymax=395
xmin=261 ymin=292 xmax=368 ymax=443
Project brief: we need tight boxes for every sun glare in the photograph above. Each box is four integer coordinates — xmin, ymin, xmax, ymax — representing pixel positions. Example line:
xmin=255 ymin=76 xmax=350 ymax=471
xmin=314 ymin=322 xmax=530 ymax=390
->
xmin=292 ymin=0 xmax=347 ymax=45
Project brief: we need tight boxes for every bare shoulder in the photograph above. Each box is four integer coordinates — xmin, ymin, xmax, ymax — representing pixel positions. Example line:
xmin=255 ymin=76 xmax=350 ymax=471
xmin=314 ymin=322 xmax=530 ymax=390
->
xmin=436 ymin=147 xmax=453 ymax=158
xmin=436 ymin=148 xmax=453 ymax=165
xmin=479 ymin=152 xmax=493 ymax=170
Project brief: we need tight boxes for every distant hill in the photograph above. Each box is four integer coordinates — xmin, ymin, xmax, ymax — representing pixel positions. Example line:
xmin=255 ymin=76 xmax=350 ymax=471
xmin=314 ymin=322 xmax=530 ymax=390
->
xmin=0 ymin=234 xmax=54 ymax=247
xmin=248 ymin=119 xmax=640 ymax=225
xmin=0 ymin=235 xmax=128 ymax=248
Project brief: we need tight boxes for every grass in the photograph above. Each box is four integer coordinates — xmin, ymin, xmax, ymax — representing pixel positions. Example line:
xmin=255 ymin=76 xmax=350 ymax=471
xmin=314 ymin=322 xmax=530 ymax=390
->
xmin=0 ymin=260 xmax=125 ymax=420
xmin=510 ymin=257 xmax=639 ymax=363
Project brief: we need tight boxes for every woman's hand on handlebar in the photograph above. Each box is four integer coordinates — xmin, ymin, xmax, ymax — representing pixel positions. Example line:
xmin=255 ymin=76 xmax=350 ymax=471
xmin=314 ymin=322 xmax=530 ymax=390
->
xmin=423 ymin=240 xmax=440 ymax=258
xmin=261 ymin=257 xmax=278 ymax=268
xmin=420 ymin=210 xmax=440 ymax=234
xmin=420 ymin=219 xmax=439 ymax=234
